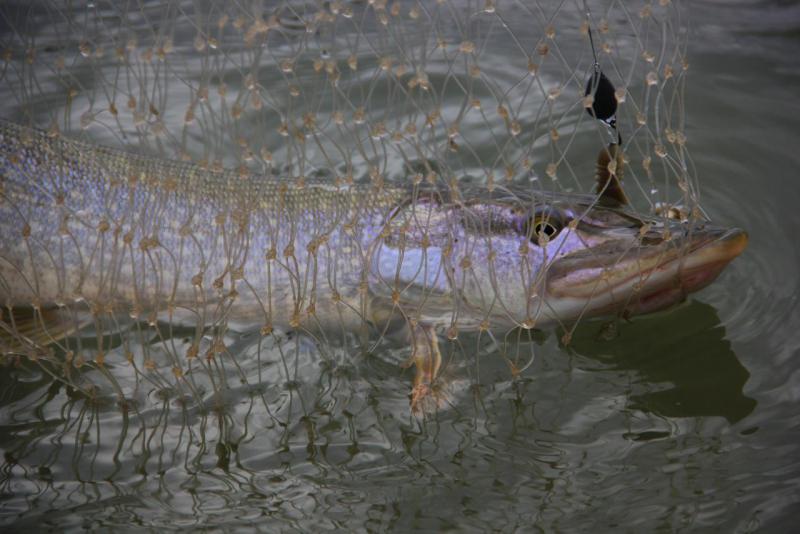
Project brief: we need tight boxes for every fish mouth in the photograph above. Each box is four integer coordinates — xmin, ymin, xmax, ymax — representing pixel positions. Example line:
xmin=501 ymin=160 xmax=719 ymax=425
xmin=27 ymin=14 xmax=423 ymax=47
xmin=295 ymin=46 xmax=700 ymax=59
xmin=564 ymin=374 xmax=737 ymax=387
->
xmin=546 ymin=227 xmax=748 ymax=317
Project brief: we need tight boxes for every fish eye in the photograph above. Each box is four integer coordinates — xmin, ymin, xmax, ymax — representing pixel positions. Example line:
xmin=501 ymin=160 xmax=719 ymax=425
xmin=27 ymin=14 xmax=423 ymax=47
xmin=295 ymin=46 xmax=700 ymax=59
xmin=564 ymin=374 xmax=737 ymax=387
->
xmin=534 ymin=219 xmax=559 ymax=239
xmin=524 ymin=209 xmax=564 ymax=243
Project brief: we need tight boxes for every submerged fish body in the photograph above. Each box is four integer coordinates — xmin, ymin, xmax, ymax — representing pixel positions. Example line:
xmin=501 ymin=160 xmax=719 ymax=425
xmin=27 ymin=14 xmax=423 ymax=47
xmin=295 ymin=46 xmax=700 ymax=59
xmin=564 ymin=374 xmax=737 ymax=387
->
xmin=0 ymin=119 xmax=746 ymax=408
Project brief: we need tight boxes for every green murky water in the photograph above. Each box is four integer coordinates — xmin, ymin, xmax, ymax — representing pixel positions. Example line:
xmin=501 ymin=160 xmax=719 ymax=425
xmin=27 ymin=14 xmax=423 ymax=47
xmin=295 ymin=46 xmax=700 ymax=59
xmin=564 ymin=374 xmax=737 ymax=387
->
xmin=1 ymin=1 xmax=798 ymax=530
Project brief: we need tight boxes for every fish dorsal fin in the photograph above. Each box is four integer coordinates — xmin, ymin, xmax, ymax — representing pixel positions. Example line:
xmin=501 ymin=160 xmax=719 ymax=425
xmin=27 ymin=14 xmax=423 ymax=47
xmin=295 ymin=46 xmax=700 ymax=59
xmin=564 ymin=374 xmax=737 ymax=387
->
xmin=595 ymin=143 xmax=629 ymax=206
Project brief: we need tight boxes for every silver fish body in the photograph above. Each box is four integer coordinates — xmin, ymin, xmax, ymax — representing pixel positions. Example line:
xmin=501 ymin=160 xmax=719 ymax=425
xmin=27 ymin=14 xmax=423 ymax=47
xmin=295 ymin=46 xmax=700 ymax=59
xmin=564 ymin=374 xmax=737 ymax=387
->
xmin=0 ymin=120 xmax=577 ymax=337
xmin=0 ymin=120 xmax=408 ymax=334
xmin=0 ymin=120 xmax=748 ymax=337
xmin=0 ymin=119 xmax=747 ymax=411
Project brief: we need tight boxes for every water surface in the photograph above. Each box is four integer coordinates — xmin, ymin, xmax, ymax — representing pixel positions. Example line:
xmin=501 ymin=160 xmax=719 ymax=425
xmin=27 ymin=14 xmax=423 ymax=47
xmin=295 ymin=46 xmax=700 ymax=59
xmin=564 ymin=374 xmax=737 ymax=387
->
xmin=1 ymin=1 xmax=799 ymax=530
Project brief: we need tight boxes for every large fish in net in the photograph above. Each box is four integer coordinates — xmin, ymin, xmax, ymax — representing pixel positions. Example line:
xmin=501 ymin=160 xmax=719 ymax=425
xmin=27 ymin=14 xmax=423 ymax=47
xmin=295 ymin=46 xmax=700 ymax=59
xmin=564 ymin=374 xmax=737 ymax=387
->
xmin=0 ymin=1 xmax=745 ymax=416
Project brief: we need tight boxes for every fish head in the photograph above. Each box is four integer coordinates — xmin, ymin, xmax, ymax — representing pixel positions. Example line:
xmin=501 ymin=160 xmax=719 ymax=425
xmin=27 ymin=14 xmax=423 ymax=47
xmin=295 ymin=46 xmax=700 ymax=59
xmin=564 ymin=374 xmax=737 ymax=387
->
xmin=456 ymin=189 xmax=748 ymax=329
xmin=543 ymin=200 xmax=749 ymax=322
xmin=378 ymin=187 xmax=747 ymax=330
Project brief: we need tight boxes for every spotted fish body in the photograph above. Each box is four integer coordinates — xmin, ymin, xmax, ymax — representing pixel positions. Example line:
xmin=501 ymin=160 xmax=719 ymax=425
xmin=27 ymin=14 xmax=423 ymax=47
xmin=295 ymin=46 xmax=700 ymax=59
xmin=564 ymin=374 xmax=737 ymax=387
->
xmin=0 ymin=120 xmax=589 ymax=341
xmin=0 ymin=120 xmax=415 ymax=335
xmin=0 ymin=119 xmax=747 ymax=401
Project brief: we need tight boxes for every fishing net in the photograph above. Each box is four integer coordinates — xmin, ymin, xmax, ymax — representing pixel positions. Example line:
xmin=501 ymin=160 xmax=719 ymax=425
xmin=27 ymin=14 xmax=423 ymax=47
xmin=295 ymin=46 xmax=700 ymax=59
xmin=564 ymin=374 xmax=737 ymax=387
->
xmin=1 ymin=0 xmax=695 ymax=203
xmin=0 ymin=0 xmax=698 ymax=413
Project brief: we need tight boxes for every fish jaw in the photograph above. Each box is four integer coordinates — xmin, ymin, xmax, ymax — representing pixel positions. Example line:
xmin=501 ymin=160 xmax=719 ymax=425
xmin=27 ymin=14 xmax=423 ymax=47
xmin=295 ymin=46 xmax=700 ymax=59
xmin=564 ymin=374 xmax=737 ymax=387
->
xmin=544 ymin=226 xmax=748 ymax=321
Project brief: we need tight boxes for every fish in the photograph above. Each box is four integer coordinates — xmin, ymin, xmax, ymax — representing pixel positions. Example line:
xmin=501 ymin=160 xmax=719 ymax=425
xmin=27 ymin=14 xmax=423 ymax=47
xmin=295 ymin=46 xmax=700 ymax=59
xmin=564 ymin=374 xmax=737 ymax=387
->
xmin=0 ymin=119 xmax=747 ymax=412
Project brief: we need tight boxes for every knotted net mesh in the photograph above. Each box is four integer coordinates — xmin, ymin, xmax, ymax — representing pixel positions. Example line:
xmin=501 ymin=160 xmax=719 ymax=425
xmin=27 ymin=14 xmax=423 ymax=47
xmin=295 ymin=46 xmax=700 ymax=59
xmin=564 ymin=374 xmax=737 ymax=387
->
xmin=2 ymin=0 xmax=694 ymax=202
xmin=0 ymin=1 xmax=698 ymax=412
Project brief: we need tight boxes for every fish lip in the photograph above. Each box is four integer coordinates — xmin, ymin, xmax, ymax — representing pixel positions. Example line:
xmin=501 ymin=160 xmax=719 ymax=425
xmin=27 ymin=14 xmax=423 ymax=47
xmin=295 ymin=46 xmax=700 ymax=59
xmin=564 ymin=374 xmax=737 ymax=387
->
xmin=693 ymin=227 xmax=748 ymax=262
xmin=631 ymin=227 xmax=747 ymax=312
xmin=546 ymin=226 xmax=748 ymax=301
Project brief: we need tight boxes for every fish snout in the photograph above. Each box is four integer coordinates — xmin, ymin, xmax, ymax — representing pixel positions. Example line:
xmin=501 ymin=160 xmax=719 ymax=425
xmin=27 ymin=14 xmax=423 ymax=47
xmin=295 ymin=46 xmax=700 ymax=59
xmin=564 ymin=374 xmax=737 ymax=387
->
xmin=542 ymin=223 xmax=748 ymax=319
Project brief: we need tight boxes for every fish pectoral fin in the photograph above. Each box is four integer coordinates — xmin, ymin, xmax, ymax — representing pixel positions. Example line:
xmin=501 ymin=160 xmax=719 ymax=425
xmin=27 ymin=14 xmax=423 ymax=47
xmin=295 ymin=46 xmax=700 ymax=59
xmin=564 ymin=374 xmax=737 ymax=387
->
xmin=367 ymin=298 xmax=453 ymax=413
xmin=408 ymin=322 xmax=451 ymax=415
xmin=0 ymin=306 xmax=87 ymax=359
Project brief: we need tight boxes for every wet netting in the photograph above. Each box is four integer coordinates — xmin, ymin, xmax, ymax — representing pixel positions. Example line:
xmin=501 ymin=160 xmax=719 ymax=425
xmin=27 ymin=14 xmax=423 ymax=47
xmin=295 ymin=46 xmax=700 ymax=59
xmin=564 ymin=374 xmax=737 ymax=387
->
xmin=0 ymin=0 xmax=701 ymax=479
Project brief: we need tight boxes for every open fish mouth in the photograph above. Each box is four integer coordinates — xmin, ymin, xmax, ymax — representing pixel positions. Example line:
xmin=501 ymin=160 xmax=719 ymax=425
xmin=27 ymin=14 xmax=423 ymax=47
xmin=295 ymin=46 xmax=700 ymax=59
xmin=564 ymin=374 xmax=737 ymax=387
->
xmin=546 ymin=226 xmax=749 ymax=317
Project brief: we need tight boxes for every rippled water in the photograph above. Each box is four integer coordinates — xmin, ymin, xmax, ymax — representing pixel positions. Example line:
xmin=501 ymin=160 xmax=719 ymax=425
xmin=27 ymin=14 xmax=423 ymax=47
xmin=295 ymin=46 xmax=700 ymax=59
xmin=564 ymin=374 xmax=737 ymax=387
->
xmin=1 ymin=1 xmax=799 ymax=531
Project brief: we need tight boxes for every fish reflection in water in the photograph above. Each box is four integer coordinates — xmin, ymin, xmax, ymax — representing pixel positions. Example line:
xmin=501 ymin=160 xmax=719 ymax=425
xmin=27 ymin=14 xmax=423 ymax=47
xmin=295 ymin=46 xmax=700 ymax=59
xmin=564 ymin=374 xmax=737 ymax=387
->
xmin=567 ymin=300 xmax=756 ymax=424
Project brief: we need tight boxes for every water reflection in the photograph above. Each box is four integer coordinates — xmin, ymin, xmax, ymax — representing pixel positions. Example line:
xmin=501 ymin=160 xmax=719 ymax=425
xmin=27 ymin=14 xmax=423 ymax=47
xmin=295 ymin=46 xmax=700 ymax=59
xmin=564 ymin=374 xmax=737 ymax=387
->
xmin=0 ymin=336 xmax=412 ymax=528
xmin=565 ymin=300 xmax=756 ymax=424
xmin=0 ymin=299 xmax=765 ymax=529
